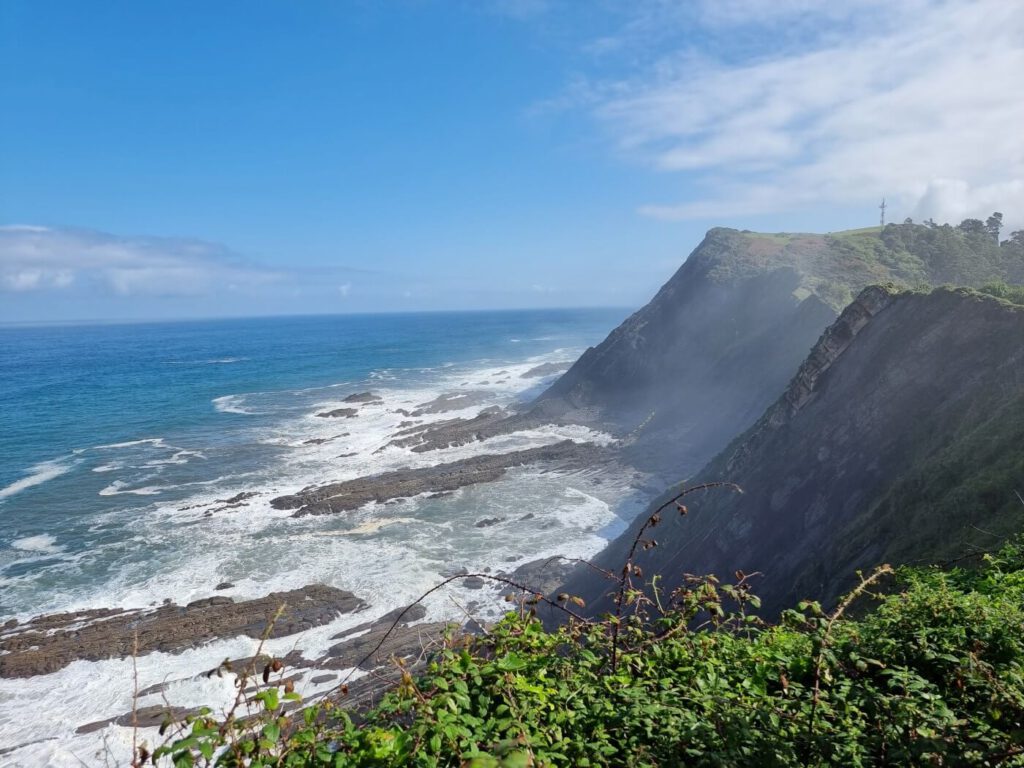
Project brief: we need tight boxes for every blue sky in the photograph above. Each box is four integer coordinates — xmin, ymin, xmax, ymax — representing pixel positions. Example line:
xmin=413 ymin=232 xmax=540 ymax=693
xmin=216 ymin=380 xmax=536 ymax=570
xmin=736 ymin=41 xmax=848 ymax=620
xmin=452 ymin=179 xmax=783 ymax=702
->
xmin=2 ymin=0 xmax=1022 ymax=321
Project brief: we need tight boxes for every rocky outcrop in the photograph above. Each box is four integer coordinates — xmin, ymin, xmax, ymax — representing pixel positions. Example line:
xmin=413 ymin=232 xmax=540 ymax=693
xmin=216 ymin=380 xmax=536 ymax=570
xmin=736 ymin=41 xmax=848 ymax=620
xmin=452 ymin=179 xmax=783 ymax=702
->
xmin=521 ymin=362 xmax=573 ymax=379
xmin=271 ymin=440 xmax=605 ymax=516
xmin=316 ymin=408 xmax=358 ymax=418
xmin=0 ymin=585 xmax=366 ymax=678
xmin=560 ymin=287 xmax=1024 ymax=617
xmin=533 ymin=227 xmax=1024 ymax=481
xmin=343 ymin=392 xmax=382 ymax=403
xmin=411 ymin=391 xmax=493 ymax=416
xmin=70 ymin=602 xmax=450 ymax=735
xmin=533 ymin=231 xmax=844 ymax=478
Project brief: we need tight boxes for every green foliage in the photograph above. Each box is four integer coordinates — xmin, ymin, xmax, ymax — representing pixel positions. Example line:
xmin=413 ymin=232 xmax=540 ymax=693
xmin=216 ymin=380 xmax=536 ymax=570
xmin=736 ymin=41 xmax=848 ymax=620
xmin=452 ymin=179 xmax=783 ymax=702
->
xmin=980 ymin=281 xmax=1024 ymax=306
xmin=712 ymin=215 xmax=1024 ymax=314
xmin=143 ymin=539 xmax=1024 ymax=767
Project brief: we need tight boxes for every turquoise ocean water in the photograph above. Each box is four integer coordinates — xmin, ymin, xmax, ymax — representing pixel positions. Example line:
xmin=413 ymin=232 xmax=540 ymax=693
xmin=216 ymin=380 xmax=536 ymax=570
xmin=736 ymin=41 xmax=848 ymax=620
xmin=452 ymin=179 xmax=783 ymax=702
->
xmin=0 ymin=308 xmax=655 ymax=762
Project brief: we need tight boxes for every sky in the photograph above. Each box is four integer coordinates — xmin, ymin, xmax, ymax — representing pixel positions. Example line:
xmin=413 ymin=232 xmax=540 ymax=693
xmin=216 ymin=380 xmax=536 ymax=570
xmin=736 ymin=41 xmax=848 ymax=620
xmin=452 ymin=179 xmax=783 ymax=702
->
xmin=2 ymin=0 xmax=1022 ymax=322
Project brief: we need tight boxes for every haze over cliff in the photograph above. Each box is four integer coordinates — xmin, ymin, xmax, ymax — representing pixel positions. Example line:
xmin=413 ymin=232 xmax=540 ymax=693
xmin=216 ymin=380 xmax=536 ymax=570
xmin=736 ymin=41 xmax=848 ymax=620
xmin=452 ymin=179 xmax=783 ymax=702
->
xmin=559 ymin=284 xmax=1024 ymax=616
xmin=537 ymin=219 xmax=1024 ymax=480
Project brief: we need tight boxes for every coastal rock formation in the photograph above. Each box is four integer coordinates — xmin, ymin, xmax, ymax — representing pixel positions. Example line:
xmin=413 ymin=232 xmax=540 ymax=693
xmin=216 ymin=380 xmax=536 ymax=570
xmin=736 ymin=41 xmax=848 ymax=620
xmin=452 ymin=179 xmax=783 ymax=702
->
xmin=271 ymin=440 xmax=603 ymax=516
xmin=0 ymin=585 xmax=366 ymax=678
xmin=535 ymin=226 xmax=1024 ymax=479
xmin=411 ymin=391 xmax=492 ymax=416
xmin=561 ymin=287 xmax=1024 ymax=616
xmin=521 ymin=361 xmax=573 ymax=378
xmin=343 ymin=392 xmax=382 ymax=403
xmin=316 ymin=408 xmax=358 ymax=418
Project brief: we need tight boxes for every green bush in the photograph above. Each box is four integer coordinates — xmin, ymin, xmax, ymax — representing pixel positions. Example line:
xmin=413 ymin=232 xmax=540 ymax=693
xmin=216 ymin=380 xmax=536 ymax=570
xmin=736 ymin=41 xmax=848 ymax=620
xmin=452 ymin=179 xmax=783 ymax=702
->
xmin=143 ymin=538 xmax=1024 ymax=767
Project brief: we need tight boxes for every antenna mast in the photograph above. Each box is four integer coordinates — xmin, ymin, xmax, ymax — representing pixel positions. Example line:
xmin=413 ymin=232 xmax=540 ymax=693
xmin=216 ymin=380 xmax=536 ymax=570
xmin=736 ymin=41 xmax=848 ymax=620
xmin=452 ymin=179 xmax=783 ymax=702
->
xmin=879 ymin=197 xmax=887 ymax=229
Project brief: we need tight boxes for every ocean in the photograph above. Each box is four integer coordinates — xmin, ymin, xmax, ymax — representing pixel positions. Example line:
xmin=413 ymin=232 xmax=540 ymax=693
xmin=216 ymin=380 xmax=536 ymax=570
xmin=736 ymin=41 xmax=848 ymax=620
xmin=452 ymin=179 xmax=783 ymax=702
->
xmin=0 ymin=308 xmax=642 ymax=763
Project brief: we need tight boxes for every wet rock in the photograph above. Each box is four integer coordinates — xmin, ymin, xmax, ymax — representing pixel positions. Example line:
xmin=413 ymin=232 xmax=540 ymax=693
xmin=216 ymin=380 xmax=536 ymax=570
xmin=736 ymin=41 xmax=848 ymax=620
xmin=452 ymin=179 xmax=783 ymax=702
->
xmin=521 ymin=361 xmax=573 ymax=379
xmin=316 ymin=408 xmax=358 ymax=419
xmin=324 ymin=619 xmax=450 ymax=670
xmin=218 ymin=491 xmax=257 ymax=505
xmin=187 ymin=596 xmax=234 ymax=609
xmin=0 ymin=585 xmax=366 ymax=678
xmin=474 ymin=517 xmax=506 ymax=528
xmin=310 ymin=673 xmax=337 ymax=685
xmin=501 ymin=558 xmax=575 ymax=598
xmin=411 ymin=391 xmax=491 ymax=416
xmin=343 ymin=392 xmax=382 ymax=404
xmin=271 ymin=441 xmax=603 ymax=517
xmin=330 ymin=604 xmax=428 ymax=641
xmin=77 ymin=704 xmax=204 ymax=735
xmin=215 ymin=582 xmax=234 ymax=591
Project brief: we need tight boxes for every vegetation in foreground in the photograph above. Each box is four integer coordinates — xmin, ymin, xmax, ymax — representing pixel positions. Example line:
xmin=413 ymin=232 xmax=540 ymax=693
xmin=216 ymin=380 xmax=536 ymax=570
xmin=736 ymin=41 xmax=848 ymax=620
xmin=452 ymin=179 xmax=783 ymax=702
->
xmin=143 ymin=534 xmax=1024 ymax=767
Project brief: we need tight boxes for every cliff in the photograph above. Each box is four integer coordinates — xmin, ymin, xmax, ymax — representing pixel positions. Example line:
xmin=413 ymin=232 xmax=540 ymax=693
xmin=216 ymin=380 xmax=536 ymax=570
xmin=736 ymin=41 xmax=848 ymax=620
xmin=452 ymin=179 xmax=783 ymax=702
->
xmin=560 ymin=286 xmax=1024 ymax=616
xmin=536 ymin=224 xmax=1024 ymax=479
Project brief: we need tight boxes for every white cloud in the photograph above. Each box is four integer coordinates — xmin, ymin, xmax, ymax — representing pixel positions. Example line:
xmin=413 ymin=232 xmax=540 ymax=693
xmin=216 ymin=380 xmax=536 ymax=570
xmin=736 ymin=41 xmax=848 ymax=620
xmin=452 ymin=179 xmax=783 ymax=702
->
xmin=0 ymin=225 xmax=281 ymax=296
xmin=570 ymin=0 xmax=1024 ymax=229
xmin=338 ymin=282 xmax=352 ymax=297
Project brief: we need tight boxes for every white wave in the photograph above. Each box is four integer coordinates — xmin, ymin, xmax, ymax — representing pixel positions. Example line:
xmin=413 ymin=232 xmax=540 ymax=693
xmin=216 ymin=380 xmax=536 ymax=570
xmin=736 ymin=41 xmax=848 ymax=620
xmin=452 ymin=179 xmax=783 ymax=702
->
xmin=212 ymin=394 xmax=256 ymax=415
xmin=98 ymin=480 xmax=165 ymax=497
xmin=0 ymin=458 xmax=74 ymax=501
xmin=10 ymin=534 xmax=61 ymax=554
xmin=92 ymin=438 xmax=166 ymax=451
xmin=143 ymin=449 xmax=206 ymax=467
xmin=168 ymin=357 xmax=246 ymax=365
xmin=0 ymin=334 xmax=636 ymax=761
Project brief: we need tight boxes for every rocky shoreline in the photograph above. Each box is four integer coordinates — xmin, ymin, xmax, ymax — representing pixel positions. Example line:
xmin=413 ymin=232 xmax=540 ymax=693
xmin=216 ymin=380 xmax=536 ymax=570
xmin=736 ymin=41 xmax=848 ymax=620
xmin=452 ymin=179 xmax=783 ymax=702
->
xmin=0 ymin=551 xmax=580 ymax=740
xmin=271 ymin=439 xmax=606 ymax=516
xmin=0 ymin=585 xmax=367 ymax=679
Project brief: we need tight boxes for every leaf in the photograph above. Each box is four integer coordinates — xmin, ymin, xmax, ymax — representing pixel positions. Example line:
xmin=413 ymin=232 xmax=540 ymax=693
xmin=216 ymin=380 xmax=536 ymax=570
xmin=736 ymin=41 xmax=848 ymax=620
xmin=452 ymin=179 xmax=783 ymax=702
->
xmin=497 ymin=653 xmax=529 ymax=672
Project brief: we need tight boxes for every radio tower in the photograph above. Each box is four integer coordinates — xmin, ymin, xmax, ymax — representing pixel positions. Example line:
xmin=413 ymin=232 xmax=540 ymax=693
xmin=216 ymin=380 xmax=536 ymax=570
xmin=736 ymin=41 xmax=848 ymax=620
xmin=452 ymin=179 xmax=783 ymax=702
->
xmin=879 ymin=197 xmax=887 ymax=229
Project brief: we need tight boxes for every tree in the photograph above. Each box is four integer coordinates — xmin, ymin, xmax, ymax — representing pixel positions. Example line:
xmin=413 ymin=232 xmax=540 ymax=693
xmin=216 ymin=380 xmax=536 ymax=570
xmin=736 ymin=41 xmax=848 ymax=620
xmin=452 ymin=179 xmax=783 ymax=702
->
xmin=957 ymin=218 xmax=986 ymax=236
xmin=985 ymin=212 xmax=1003 ymax=242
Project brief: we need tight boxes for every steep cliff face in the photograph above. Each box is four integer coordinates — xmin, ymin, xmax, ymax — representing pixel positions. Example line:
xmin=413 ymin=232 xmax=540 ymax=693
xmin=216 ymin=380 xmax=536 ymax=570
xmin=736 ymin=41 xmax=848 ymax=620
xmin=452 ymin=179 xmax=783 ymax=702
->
xmin=537 ymin=226 xmax=993 ymax=479
xmin=560 ymin=287 xmax=1024 ymax=616
xmin=539 ymin=225 xmax=1024 ymax=480
xmin=537 ymin=230 xmax=830 ymax=477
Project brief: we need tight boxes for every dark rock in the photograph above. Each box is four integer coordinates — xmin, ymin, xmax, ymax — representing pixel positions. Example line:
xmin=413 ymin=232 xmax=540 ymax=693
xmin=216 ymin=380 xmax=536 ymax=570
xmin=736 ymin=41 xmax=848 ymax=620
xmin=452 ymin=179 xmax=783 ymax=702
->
xmin=521 ymin=361 xmax=573 ymax=379
xmin=411 ymin=391 xmax=491 ymax=416
xmin=563 ymin=287 xmax=1024 ymax=618
xmin=463 ymin=576 xmax=485 ymax=590
xmin=316 ymin=408 xmax=358 ymax=419
xmin=474 ymin=517 xmax=506 ymax=528
xmin=217 ymin=491 xmax=257 ymax=505
xmin=0 ymin=585 xmax=366 ymax=678
xmin=502 ymin=557 xmax=575 ymax=597
xmin=271 ymin=441 xmax=603 ymax=517
xmin=324 ymin=620 xmax=450 ymax=670
xmin=215 ymin=582 xmax=234 ymax=591
xmin=187 ymin=596 xmax=234 ymax=609
xmin=331 ymin=604 xmax=428 ymax=641
xmin=77 ymin=704 xmax=203 ymax=735
xmin=343 ymin=392 xmax=383 ymax=404
xmin=310 ymin=673 xmax=337 ymax=685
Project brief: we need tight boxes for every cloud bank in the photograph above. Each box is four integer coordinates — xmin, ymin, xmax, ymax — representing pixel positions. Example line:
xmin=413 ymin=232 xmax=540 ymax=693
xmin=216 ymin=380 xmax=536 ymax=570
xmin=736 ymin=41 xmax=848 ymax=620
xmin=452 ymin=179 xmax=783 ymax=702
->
xmin=0 ymin=225 xmax=281 ymax=296
xmin=566 ymin=0 xmax=1024 ymax=228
